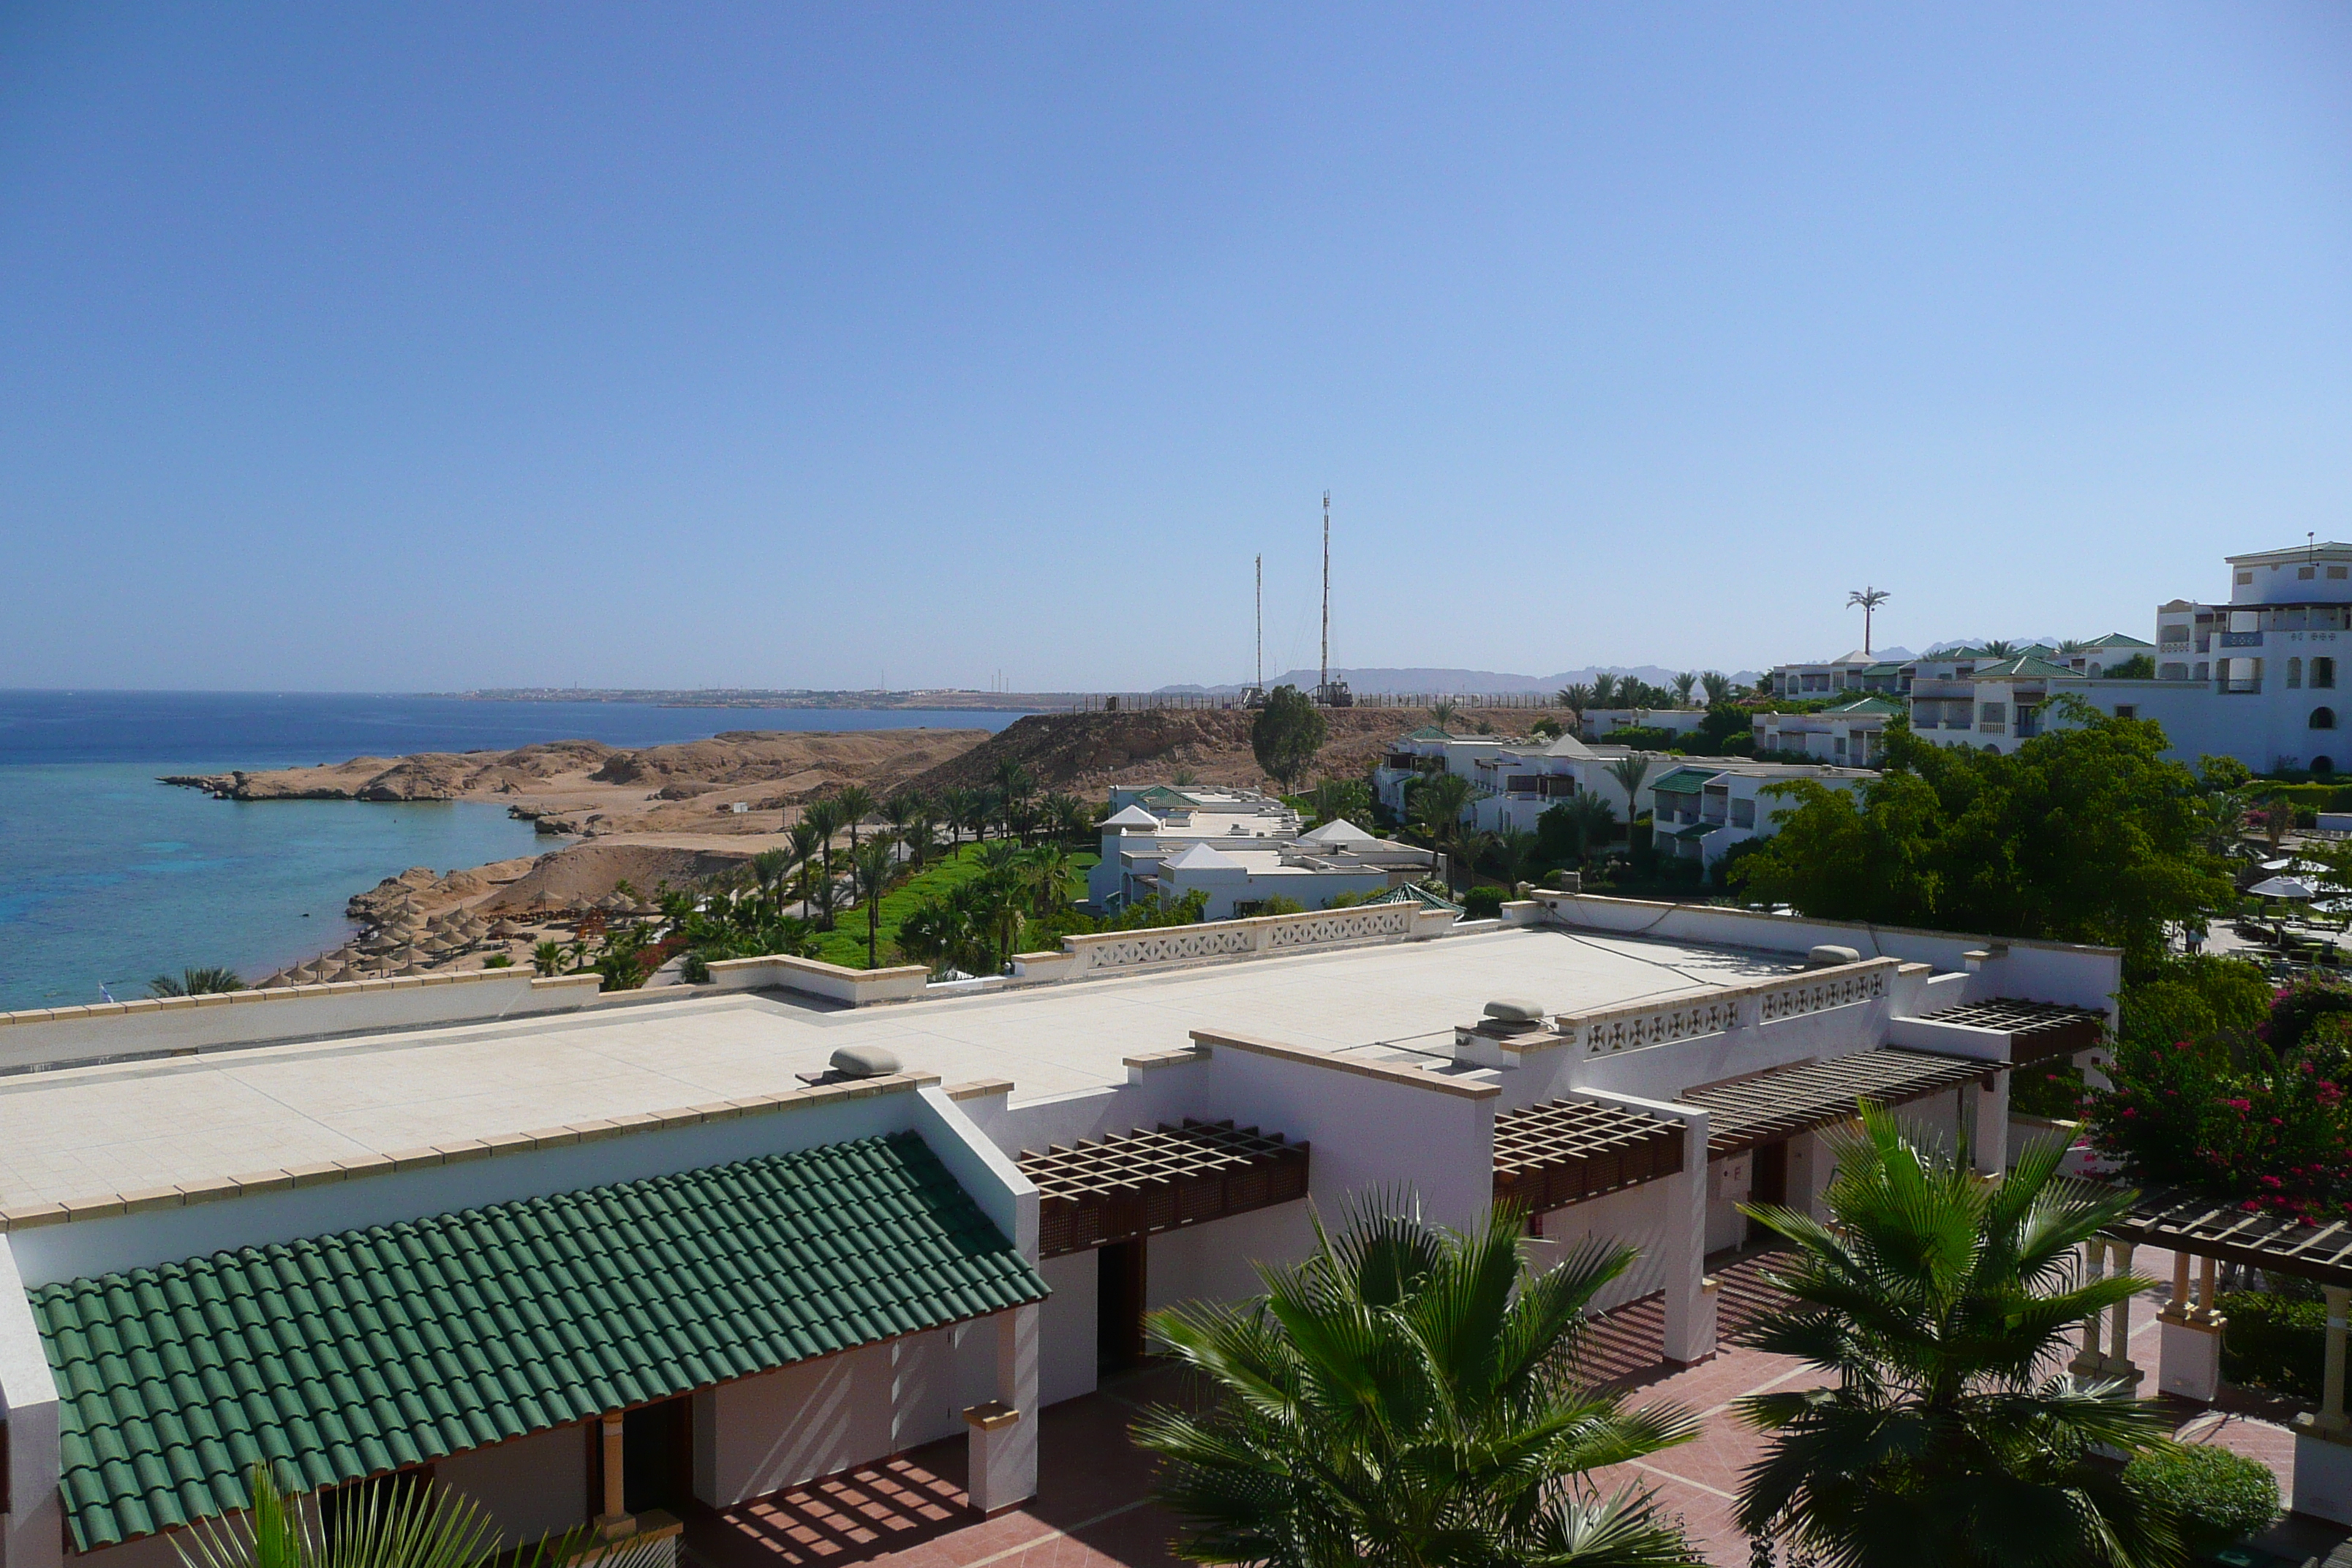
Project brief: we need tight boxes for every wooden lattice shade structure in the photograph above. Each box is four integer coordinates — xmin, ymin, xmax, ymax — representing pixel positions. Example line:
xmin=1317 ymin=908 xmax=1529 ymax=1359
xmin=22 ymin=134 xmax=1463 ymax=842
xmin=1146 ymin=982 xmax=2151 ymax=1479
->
xmin=2106 ymin=1186 xmax=2352 ymax=1290
xmin=1019 ymin=1120 xmax=1309 ymax=1259
xmin=1492 ymin=1098 xmax=1684 ymax=1214
xmin=1684 ymin=1047 xmax=2001 ymax=1156
xmin=1921 ymin=998 xmax=2108 ymax=1066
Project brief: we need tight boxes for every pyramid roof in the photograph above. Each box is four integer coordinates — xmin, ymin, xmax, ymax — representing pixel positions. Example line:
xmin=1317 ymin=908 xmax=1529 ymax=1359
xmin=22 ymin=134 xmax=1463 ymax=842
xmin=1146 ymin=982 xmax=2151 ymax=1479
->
xmin=1164 ymin=842 xmax=1245 ymax=871
xmin=1102 ymin=805 xmax=1163 ymax=829
xmin=1299 ymin=818 xmax=1378 ymax=846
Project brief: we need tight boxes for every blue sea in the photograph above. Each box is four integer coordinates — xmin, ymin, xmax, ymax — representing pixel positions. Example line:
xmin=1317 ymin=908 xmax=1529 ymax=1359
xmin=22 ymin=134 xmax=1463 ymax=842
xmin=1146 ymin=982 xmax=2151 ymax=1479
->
xmin=0 ymin=692 xmax=1022 ymax=1012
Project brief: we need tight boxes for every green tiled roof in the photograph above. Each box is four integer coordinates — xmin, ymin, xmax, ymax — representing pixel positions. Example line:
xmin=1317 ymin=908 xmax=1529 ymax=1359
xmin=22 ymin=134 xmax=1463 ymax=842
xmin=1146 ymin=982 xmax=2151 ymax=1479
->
xmin=1648 ymin=766 xmax=1723 ymax=796
xmin=33 ymin=1134 xmax=1045 ymax=1551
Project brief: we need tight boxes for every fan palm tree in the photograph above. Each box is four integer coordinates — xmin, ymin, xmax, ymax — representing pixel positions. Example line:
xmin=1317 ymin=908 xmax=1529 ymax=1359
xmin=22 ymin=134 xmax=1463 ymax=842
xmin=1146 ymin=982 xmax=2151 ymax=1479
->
xmin=851 ymin=837 xmax=897 ymax=968
xmin=1700 ymin=671 xmax=1733 ymax=705
xmin=177 ymin=1460 xmax=663 ymax=1568
xmin=833 ymin=785 xmax=877 ymax=853
xmin=1671 ymin=671 xmax=1698 ymax=706
xmin=1735 ymin=1104 xmax=2176 ymax=1568
xmin=148 ymin=966 xmax=244 ymax=998
xmin=1137 ymin=1201 xmax=1703 ymax=1568
xmin=1604 ymin=753 xmax=1652 ymax=814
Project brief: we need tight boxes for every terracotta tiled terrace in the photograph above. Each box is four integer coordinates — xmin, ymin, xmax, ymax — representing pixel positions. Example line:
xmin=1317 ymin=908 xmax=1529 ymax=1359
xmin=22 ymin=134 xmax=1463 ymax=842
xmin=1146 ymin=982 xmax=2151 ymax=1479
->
xmin=682 ymin=1245 xmax=2339 ymax=1568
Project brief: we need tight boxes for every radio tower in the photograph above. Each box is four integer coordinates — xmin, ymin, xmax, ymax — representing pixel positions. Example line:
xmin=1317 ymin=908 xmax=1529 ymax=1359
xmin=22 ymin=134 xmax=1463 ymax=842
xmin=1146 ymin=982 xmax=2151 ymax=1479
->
xmin=1319 ymin=491 xmax=1330 ymax=702
xmin=1255 ymin=554 xmax=1264 ymax=693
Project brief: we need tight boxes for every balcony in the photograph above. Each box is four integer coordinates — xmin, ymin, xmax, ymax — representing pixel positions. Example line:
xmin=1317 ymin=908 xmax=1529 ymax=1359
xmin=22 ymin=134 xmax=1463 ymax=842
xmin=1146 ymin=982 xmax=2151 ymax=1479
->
xmin=2220 ymin=630 xmax=2264 ymax=649
xmin=2223 ymin=679 xmax=2263 ymax=695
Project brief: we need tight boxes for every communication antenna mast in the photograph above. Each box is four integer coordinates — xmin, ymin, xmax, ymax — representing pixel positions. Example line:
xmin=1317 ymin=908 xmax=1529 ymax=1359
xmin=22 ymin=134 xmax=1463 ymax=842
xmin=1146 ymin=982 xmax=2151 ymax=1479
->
xmin=1319 ymin=491 xmax=1330 ymax=699
xmin=1255 ymin=554 xmax=1263 ymax=692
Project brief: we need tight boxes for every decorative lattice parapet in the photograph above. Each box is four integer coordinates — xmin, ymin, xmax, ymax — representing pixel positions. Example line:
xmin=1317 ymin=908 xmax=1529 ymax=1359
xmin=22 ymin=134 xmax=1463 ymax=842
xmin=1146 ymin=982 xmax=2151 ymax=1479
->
xmin=1060 ymin=902 xmax=1438 ymax=978
xmin=1554 ymin=957 xmax=1901 ymax=1056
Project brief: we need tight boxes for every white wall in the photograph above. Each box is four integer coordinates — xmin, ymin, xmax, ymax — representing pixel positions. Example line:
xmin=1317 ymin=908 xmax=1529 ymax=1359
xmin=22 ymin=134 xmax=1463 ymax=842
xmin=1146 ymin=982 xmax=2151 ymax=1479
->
xmin=0 ymin=1235 xmax=63 ymax=1568
xmin=1036 ymin=1253 xmax=1098 ymax=1411
xmin=61 ymin=1530 xmax=182 ymax=1568
xmin=0 ymin=973 xmax=598 ymax=1075
xmin=695 ymin=1346 xmax=896 ymax=1508
xmin=1143 ymin=1201 xmax=1311 ymax=1316
xmin=1527 ymin=1177 xmax=1676 ymax=1315
xmin=434 ymin=1425 xmax=587 ymax=1545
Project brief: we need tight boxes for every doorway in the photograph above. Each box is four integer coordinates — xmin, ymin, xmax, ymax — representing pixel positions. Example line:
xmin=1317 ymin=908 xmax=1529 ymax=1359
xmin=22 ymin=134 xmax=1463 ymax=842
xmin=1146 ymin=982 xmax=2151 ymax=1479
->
xmin=1097 ymin=1239 xmax=1148 ymax=1373
xmin=622 ymin=1396 xmax=695 ymax=1517
xmin=1746 ymin=1140 xmax=1789 ymax=1247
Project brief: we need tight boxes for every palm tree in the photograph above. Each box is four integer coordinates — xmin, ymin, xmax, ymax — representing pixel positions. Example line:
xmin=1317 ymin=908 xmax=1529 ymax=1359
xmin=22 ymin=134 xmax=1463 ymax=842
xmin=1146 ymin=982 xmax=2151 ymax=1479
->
xmin=938 ymin=787 xmax=976 ymax=845
xmin=991 ymin=758 xmax=1036 ymax=840
xmin=883 ymin=791 xmax=922 ymax=843
xmin=1846 ymin=585 xmax=1891 ymax=655
xmin=148 ymin=966 xmax=244 ymax=998
xmin=1590 ymin=671 xmax=1621 ymax=709
xmin=1735 ymin=1104 xmax=2175 ymax=1568
xmin=1430 ymin=698 xmax=1460 ymax=731
xmin=834 ymin=784 xmax=877 ymax=853
xmin=529 ymin=941 xmax=563 ymax=977
xmin=851 ymin=838 xmax=897 ymax=968
xmin=1556 ymin=682 xmax=1595 ymax=716
xmin=1671 ymin=671 xmax=1697 ymax=706
xmin=1045 ymin=792 xmax=1093 ymax=845
xmin=1700 ymin=670 xmax=1733 ymax=705
xmin=1409 ymin=771 xmax=1473 ymax=847
xmin=1022 ymin=842 xmax=1074 ymax=919
xmin=177 ymin=1460 xmax=663 ymax=1568
xmin=750 ymin=849 xmax=791 ymax=910
xmin=1604 ymin=753 xmax=1652 ymax=814
xmin=1137 ymin=1202 xmax=1702 ymax=1568
xmin=799 ymin=798 xmax=845 ymax=929
xmin=1560 ymin=792 xmax=1618 ymax=862
xmin=1488 ymin=828 xmax=1542 ymax=889
xmin=1979 ymin=638 xmax=2017 ymax=660
xmin=903 ymin=810 xmax=939 ymax=868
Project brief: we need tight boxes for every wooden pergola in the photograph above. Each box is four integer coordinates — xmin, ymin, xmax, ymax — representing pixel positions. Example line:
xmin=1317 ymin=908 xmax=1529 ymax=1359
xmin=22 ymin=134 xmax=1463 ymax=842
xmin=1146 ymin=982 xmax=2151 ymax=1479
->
xmin=1018 ymin=1120 xmax=1309 ymax=1259
xmin=1918 ymin=997 xmax=2108 ymax=1066
xmin=1491 ymin=1098 xmax=1685 ymax=1215
xmin=1683 ymin=1047 xmax=2002 ymax=1156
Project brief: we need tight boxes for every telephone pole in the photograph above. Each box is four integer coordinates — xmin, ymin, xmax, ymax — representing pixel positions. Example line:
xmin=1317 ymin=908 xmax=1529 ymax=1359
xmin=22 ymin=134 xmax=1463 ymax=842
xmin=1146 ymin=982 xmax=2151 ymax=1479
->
xmin=1319 ymin=491 xmax=1331 ymax=701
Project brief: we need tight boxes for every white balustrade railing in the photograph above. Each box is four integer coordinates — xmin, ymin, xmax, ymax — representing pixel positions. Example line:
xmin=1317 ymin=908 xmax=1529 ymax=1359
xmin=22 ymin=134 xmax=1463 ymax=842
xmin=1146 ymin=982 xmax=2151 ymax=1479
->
xmin=1062 ymin=902 xmax=1428 ymax=977
xmin=1556 ymin=957 xmax=1899 ymax=1055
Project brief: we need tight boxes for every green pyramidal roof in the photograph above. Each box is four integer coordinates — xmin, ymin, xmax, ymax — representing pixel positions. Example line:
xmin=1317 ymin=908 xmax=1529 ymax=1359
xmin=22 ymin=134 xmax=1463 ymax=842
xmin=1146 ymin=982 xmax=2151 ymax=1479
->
xmin=33 ymin=1133 xmax=1045 ymax=1551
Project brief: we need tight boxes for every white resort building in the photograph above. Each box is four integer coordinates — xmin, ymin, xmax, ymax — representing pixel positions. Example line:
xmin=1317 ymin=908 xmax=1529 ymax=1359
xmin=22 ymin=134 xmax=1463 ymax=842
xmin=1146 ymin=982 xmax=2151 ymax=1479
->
xmin=1085 ymin=794 xmax=1436 ymax=918
xmin=17 ymin=890 xmax=2310 ymax=1568
xmin=1371 ymin=728 xmax=1871 ymax=870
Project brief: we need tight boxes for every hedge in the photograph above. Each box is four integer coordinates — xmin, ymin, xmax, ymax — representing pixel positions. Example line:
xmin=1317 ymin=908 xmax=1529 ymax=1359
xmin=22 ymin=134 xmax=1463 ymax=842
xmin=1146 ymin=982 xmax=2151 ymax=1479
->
xmin=2122 ymin=1444 xmax=2280 ymax=1556
xmin=2217 ymin=1291 xmax=2326 ymax=1401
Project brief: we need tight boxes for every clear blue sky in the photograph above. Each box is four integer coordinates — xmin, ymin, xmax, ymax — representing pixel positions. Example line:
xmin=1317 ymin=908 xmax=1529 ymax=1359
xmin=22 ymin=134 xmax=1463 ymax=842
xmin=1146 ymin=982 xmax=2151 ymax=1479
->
xmin=3 ymin=4 xmax=2347 ymax=693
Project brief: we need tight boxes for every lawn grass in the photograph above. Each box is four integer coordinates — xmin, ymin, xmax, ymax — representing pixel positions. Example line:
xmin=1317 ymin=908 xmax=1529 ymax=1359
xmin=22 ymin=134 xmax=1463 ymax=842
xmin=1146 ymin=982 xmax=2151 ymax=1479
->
xmin=814 ymin=840 xmax=1099 ymax=969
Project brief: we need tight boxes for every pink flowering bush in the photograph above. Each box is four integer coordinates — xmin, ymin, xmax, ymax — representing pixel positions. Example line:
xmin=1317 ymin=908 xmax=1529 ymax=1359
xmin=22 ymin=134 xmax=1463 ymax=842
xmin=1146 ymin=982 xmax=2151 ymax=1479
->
xmin=2084 ymin=974 xmax=2352 ymax=1222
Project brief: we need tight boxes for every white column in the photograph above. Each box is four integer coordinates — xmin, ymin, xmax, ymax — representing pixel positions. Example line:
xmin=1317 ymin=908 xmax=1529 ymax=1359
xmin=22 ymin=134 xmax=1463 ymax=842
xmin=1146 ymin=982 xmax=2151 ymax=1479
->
xmin=2070 ymin=1239 xmax=2108 ymax=1380
xmin=2293 ymin=1286 xmax=2352 ymax=1525
xmin=0 ymin=1237 xmax=64 ymax=1568
xmin=2105 ymin=1242 xmax=2142 ymax=1386
xmin=594 ymin=1412 xmax=630 ymax=1536
xmin=2157 ymin=1248 xmax=2225 ymax=1404
xmin=1662 ymin=1110 xmax=1716 ymax=1365
xmin=1972 ymin=1071 xmax=2009 ymax=1175
xmin=964 ymin=1304 xmax=1039 ymax=1515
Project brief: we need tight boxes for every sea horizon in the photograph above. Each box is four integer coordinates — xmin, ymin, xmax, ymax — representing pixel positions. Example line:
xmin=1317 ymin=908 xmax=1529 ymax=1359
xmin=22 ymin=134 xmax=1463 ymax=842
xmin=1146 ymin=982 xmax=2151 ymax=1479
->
xmin=0 ymin=691 xmax=1022 ymax=1011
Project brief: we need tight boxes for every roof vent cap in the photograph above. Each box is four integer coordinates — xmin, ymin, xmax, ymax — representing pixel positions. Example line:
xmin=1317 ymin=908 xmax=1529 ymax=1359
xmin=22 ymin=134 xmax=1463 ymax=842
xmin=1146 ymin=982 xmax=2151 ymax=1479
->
xmin=830 ymin=1045 xmax=902 ymax=1079
xmin=1482 ymin=998 xmax=1546 ymax=1025
xmin=1804 ymin=944 xmax=1862 ymax=970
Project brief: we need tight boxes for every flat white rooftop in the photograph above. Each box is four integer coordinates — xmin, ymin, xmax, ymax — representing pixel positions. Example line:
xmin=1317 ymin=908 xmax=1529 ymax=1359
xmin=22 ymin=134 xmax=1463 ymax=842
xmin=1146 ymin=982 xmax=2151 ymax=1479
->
xmin=0 ymin=927 xmax=1797 ymax=1210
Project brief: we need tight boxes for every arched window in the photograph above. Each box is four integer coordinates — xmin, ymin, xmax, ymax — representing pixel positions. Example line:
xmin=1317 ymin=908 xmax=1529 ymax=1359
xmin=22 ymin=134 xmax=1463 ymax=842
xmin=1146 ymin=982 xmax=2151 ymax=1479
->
xmin=2288 ymin=657 xmax=2303 ymax=688
xmin=2313 ymin=707 xmax=2337 ymax=731
xmin=2316 ymin=657 xmax=2338 ymax=690
xmin=2316 ymin=756 xmax=2335 ymax=777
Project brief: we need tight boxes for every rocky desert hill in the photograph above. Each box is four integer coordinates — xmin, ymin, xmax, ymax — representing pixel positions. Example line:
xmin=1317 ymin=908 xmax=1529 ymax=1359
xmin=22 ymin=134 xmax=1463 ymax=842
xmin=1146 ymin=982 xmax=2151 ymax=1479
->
xmin=898 ymin=706 xmax=1556 ymax=798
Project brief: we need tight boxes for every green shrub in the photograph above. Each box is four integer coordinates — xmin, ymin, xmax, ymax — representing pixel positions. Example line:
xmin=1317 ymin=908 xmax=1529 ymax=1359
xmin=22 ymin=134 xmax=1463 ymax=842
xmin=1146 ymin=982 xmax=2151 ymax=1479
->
xmin=2219 ymin=1292 xmax=2326 ymax=1401
xmin=680 ymin=951 xmax=712 ymax=985
xmin=1461 ymin=886 xmax=1506 ymax=920
xmin=1599 ymin=725 xmax=1683 ymax=751
xmin=2122 ymin=1444 xmax=2280 ymax=1556
xmin=2008 ymin=1060 xmax=2084 ymax=1120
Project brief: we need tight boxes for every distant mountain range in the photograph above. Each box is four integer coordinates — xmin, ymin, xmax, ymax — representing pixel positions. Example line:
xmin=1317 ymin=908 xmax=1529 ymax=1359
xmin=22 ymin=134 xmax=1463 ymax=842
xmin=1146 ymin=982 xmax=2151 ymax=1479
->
xmin=1155 ymin=665 xmax=1764 ymax=697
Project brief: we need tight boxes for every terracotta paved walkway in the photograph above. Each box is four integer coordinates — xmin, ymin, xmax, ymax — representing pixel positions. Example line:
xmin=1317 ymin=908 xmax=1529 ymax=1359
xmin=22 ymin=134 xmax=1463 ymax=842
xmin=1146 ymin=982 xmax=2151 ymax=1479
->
xmin=683 ymin=1245 xmax=2335 ymax=1568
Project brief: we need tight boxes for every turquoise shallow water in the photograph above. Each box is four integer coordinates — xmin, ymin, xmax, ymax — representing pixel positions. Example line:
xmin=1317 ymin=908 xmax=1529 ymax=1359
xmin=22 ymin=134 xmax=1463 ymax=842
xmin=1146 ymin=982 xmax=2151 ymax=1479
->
xmin=0 ymin=692 xmax=1022 ymax=1011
